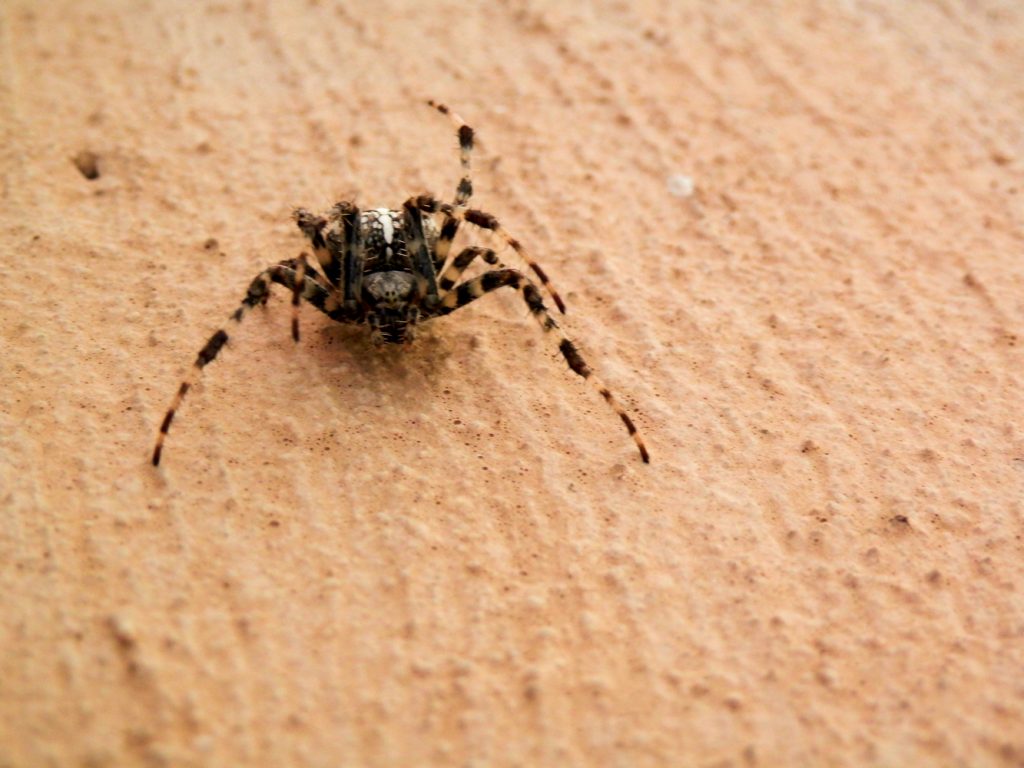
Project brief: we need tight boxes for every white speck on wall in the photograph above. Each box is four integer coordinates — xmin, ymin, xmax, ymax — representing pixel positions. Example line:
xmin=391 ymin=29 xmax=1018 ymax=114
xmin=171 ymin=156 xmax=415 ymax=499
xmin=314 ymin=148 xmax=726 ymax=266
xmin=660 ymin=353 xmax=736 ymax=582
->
xmin=667 ymin=174 xmax=695 ymax=197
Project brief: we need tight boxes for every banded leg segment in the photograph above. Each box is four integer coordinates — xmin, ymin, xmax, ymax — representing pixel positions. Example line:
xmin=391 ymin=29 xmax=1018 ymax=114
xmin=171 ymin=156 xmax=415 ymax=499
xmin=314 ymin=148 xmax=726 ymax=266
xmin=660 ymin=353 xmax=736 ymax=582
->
xmin=290 ymin=253 xmax=311 ymax=342
xmin=431 ymin=269 xmax=649 ymax=463
xmin=152 ymin=260 xmax=339 ymax=467
xmin=152 ymin=330 xmax=229 ymax=466
xmin=296 ymin=202 xmax=364 ymax=316
xmin=402 ymin=200 xmax=441 ymax=307
xmin=294 ymin=208 xmax=339 ymax=287
xmin=333 ymin=202 xmax=364 ymax=315
xmin=558 ymin=338 xmax=649 ymax=463
xmin=411 ymin=195 xmax=566 ymax=314
xmin=427 ymin=101 xmax=475 ymax=270
xmin=434 ymin=216 xmax=460 ymax=270
xmin=428 ymin=100 xmax=474 ymax=206
xmin=437 ymin=246 xmax=499 ymax=295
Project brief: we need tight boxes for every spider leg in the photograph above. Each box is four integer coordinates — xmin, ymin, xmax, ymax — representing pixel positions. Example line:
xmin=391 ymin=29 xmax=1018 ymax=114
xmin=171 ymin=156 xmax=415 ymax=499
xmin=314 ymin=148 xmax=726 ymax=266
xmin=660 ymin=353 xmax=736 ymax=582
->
xmin=434 ymin=216 xmax=461 ymax=271
xmin=427 ymin=100 xmax=474 ymax=207
xmin=427 ymin=101 xmax=474 ymax=269
xmin=152 ymin=259 xmax=341 ymax=466
xmin=294 ymin=203 xmax=364 ymax=319
xmin=328 ymin=202 xmax=364 ymax=315
xmin=437 ymin=246 xmax=500 ymax=296
xmin=293 ymin=208 xmax=339 ymax=287
xmin=290 ymin=253 xmax=311 ymax=342
xmin=403 ymin=199 xmax=442 ymax=307
xmin=411 ymin=195 xmax=567 ymax=315
xmin=428 ymin=269 xmax=649 ymax=463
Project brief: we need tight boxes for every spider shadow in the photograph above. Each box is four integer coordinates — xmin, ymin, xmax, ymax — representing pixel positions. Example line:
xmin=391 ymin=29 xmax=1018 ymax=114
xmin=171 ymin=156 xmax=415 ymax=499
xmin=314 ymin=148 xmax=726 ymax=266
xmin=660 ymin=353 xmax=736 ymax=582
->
xmin=300 ymin=319 xmax=458 ymax=400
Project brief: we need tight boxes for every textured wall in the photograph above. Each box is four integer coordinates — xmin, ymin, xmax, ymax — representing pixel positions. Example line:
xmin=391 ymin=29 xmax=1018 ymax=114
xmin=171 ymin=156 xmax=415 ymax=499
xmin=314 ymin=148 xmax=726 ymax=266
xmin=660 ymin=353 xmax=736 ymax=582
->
xmin=1 ymin=1 xmax=1022 ymax=765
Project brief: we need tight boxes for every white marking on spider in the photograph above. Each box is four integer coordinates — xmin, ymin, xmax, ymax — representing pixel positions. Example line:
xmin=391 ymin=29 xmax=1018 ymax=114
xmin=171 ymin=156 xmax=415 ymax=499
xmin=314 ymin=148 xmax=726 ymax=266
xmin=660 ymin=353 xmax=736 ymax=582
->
xmin=375 ymin=208 xmax=395 ymax=244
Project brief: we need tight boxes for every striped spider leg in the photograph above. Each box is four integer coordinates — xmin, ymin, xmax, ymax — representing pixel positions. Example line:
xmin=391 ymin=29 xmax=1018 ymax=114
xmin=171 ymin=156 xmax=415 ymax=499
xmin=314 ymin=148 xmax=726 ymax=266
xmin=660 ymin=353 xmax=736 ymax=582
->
xmin=418 ymin=253 xmax=650 ymax=464
xmin=151 ymin=256 xmax=338 ymax=466
xmin=425 ymin=100 xmax=475 ymax=272
xmin=427 ymin=101 xmax=566 ymax=315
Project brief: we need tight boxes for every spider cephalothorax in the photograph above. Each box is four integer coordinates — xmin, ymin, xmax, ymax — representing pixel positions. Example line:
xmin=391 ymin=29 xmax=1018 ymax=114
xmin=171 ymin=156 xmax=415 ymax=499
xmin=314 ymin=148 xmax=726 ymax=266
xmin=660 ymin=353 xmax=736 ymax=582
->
xmin=152 ymin=102 xmax=649 ymax=466
xmin=362 ymin=269 xmax=420 ymax=340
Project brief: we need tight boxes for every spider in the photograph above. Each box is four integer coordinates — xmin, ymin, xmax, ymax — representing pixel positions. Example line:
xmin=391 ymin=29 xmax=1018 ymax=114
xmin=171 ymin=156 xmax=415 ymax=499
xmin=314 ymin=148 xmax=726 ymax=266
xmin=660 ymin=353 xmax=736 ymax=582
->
xmin=152 ymin=102 xmax=649 ymax=466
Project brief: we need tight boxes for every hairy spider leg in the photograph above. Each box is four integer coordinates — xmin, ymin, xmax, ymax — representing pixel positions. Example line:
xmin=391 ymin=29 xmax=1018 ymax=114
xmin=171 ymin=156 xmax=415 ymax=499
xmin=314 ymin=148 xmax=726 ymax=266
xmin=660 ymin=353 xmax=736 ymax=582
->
xmin=293 ymin=208 xmax=340 ymax=287
xmin=331 ymin=202 xmax=364 ymax=314
xmin=427 ymin=100 xmax=474 ymax=207
xmin=427 ymin=100 xmax=474 ymax=270
xmin=290 ymin=252 xmax=311 ymax=341
xmin=425 ymin=101 xmax=519 ymax=299
xmin=420 ymin=110 xmax=565 ymax=314
xmin=402 ymin=200 xmax=443 ymax=307
xmin=431 ymin=214 xmax=514 ymax=276
xmin=433 ymin=216 xmax=461 ymax=271
xmin=411 ymin=195 xmax=567 ymax=315
xmin=427 ymin=268 xmax=649 ymax=463
xmin=437 ymin=246 xmax=499 ymax=295
xmin=152 ymin=260 xmax=339 ymax=466
xmin=294 ymin=202 xmax=365 ymax=319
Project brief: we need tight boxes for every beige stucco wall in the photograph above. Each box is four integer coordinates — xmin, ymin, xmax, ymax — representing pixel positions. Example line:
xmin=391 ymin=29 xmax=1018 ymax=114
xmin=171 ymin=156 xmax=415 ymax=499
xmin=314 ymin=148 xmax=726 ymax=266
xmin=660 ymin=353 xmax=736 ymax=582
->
xmin=1 ymin=2 xmax=1022 ymax=765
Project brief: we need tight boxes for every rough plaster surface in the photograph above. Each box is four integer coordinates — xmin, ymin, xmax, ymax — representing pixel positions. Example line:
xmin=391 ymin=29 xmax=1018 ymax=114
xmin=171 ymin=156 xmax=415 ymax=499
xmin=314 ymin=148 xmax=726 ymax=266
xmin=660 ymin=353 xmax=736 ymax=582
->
xmin=1 ymin=1 xmax=1023 ymax=766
